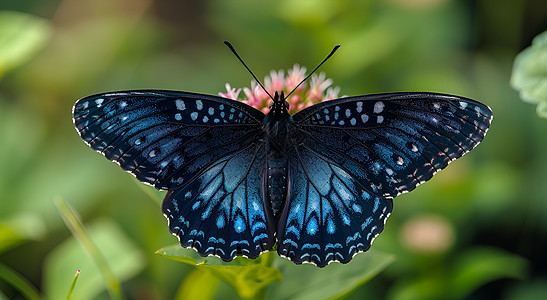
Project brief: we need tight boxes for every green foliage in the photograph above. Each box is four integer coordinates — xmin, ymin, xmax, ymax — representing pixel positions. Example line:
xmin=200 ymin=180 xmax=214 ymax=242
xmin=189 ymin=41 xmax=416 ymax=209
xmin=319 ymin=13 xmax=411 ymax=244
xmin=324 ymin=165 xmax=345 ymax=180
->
xmin=158 ymin=245 xmax=394 ymax=300
xmin=511 ymin=30 xmax=547 ymax=118
xmin=267 ymin=250 xmax=395 ymax=300
xmin=389 ymin=247 xmax=528 ymax=300
xmin=0 ymin=264 xmax=43 ymax=300
xmin=0 ymin=11 xmax=51 ymax=79
xmin=45 ymin=200 xmax=144 ymax=300
xmin=158 ymin=246 xmax=280 ymax=300
xmin=0 ymin=213 xmax=44 ymax=253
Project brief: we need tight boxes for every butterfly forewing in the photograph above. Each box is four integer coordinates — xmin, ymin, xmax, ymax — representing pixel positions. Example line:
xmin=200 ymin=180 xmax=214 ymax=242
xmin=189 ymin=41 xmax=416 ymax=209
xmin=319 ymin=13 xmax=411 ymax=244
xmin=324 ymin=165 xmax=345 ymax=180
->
xmin=73 ymin=90 xmax=265 ymax=190
xmin=291 ymin=92 xmax=493 ymax=199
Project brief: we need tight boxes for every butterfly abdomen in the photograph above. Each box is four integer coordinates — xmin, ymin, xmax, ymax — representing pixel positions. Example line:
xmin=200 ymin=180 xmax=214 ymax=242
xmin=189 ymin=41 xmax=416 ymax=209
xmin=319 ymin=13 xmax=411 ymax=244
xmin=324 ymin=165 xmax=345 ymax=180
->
xmin=266 ymin=155 xmax=289 ymax=218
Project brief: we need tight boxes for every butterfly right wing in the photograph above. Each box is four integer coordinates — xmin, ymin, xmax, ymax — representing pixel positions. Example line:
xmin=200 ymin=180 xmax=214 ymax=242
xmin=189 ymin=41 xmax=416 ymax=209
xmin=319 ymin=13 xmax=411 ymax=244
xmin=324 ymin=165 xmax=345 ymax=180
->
xmin=162 ymin=142 xmax=276 ymax=261
xmin=277 ymin=92 xmax=492 ymax=267
xmin=278 ymin=145 xmax=393 ymax=267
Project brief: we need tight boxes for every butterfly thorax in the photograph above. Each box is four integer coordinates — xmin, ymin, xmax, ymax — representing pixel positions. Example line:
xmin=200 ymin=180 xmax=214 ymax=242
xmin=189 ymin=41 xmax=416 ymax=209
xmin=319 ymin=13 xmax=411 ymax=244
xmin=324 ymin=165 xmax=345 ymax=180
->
xmin=263 ymin=91 xmax=293 ymax=220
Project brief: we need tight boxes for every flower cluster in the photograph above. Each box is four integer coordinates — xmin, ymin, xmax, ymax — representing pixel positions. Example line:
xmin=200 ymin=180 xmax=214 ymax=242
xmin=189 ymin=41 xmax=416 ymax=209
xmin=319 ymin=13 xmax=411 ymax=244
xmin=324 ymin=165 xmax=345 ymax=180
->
xmin=219 ymin=64 xmax=343 ymax=114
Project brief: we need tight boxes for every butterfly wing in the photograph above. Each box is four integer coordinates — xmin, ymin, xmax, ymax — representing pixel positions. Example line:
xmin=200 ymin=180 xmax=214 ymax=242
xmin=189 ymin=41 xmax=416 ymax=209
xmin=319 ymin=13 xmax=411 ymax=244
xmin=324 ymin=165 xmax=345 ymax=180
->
xmin=278 ymin=145 xmax=393 ymax=267
xmin=277 ymin=92 xmax=492 ymax=266
xmin=73 ymin=90 xmax=265 ymax=190
xmin=162 ymin=142 xmax=276 ymax=260
xmin=73 ymin=90 xmax=275 ymax=260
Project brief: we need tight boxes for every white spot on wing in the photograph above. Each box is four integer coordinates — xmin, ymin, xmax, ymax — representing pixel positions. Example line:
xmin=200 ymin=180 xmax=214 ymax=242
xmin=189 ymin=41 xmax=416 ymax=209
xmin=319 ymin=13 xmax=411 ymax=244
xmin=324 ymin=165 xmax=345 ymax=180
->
xmin=374 ymin=101 xmax=384 ymax=113
xmin=175 ymin=99 xmax=186 ymax=110
xmin=356 ymin=102 xmax=363 ymax=113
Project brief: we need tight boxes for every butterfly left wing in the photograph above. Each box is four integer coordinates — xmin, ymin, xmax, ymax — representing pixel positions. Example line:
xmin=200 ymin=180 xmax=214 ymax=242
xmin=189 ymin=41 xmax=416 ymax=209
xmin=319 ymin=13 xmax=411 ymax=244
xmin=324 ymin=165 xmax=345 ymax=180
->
xmin=73 ymin=90 xmax=275 ymax=260
xmin=72 ymin=90 xmax=265 ymax=190
xmin=277 ymin=92 xmax=492 ymax=266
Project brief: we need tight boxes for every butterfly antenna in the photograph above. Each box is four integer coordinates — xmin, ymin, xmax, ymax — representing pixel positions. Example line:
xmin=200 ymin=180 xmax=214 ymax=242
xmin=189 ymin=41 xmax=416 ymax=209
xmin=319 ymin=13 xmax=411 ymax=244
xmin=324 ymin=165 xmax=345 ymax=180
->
xmin=224 ymin=41 xmax=274 ymax=100
xmin=285 ymin=44 xmax=341 ymax=99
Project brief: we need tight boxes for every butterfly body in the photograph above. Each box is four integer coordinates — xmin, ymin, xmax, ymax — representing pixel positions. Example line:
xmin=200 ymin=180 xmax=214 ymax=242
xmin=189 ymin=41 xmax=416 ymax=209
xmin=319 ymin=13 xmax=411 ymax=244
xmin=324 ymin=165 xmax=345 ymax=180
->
xmin=263 ymin=91 xmax=293 ymax=220
xmin=73 ymin=89 xmax=492 ymax=267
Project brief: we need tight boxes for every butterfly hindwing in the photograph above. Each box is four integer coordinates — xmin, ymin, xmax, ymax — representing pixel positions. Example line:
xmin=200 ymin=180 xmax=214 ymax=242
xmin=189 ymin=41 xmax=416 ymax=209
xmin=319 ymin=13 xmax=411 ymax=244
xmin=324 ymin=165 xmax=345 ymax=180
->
xmin=277 ymin=145 xmax=393 ymax=267
xmin=72 ymin=90 xmax=265 ymax=190
xmin=291 ymin=92 xmax=493 ymax=199
xmin=162 ymin=143 xmax=276 ymax=261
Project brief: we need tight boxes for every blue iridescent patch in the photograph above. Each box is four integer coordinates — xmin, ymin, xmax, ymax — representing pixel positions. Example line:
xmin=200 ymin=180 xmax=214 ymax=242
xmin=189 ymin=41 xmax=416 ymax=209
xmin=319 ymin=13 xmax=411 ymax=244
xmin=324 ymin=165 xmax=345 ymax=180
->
xmin=73 ymin=90 xmax=492 ymax=267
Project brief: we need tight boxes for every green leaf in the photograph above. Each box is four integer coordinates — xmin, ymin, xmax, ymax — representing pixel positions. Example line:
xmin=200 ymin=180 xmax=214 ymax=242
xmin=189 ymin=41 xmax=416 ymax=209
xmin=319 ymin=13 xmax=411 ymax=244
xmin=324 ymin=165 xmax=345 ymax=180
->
xmin=511 ymin=30 xmax=547 ymax=119
xmin=0 ymin=263 xmax=44 ymax=300
xmin=157 ymin=245 xmax=282 ymax=300
xmin=449 ymin=247 xmax=528 ymax=299
xmin=175 ymin=269 xmax=219 ymax=300
xmin=43 ymin=218 xmax=145 ymax=300
xmin=504 ymin=279 xmax=547 ymax=300
xmin=0 ymin=11 xmax=52 ymax=78
xmin=267 ymin=250 xmax=395 ymax=300
xmin=0 ymin=212 xmax=45 ymax=253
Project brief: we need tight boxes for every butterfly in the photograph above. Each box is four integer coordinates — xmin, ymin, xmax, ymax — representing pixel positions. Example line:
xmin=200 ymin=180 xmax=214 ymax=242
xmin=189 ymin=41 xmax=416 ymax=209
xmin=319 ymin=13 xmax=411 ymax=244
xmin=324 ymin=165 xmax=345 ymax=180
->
xmin=72 ymin=43 xmax=492 ymax=267
xmin=73 ymin=87 xmax=492 ymax=267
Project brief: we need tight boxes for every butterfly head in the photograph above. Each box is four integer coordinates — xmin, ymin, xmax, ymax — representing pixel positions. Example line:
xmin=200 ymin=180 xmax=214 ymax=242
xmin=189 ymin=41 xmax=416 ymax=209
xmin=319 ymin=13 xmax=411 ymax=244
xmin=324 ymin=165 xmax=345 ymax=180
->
xmin=270 ymin=91 xmax=290 ymax=118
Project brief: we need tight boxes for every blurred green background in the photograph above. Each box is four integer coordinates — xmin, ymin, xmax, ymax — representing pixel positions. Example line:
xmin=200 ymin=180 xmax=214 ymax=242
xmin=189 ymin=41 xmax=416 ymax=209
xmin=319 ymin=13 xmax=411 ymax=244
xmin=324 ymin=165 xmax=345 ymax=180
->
xmin=1 ymin=0 xmax=546 ymax=299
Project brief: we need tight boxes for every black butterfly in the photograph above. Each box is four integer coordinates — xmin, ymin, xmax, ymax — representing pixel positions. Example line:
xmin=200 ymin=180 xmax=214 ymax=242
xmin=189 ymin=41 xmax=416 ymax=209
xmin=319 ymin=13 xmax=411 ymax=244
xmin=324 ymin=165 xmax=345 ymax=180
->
xmin=72 ymin=44 xmax=492 ymax=267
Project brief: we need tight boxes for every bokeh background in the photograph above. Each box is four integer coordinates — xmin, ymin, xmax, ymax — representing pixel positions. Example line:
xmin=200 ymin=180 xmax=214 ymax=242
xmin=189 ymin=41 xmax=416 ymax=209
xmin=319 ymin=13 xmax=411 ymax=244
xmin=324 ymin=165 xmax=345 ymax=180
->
xmin=1 ymin=0 xmax=546 ymax=299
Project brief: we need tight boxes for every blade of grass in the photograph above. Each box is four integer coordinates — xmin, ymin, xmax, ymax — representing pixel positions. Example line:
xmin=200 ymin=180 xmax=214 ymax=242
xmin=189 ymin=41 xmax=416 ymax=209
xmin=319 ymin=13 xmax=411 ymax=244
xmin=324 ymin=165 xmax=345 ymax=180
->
xmin=54 ymin=197 xmax=124 ymax=300
xmin=0 ymin=263 xmax=44 ymax=300
xmin=66 ymin=270 xmax=80 ymax=300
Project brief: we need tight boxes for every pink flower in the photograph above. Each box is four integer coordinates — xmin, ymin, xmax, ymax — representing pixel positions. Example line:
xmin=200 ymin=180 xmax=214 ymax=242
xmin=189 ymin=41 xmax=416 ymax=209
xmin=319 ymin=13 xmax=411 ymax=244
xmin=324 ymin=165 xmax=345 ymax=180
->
xmin=242 ymin=81 xmax=268 ymax=108
xmin=306 ymin=73 xmax=333 ymax=101
xmin=286 ymin=64 xmax=307 ymax=91
xmin=220 ymin=64 xmax=342 ymax=115
xmin=218 ymin=83 xmax=241 ymax=100
xmin=324 ymin=86 xmax=341 ymax=101
xmin=265 ymin=70 xmax=285 ymax=95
